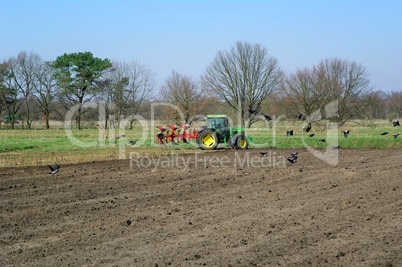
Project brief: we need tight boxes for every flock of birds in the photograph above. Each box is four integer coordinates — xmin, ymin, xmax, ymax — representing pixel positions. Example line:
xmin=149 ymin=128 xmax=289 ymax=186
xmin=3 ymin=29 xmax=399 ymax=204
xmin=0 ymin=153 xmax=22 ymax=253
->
xmin=379 ymin=121 xmax=400 ymax=138
xmin=259 ymin=119 xmax=401 ymax=165
xmin=285 ymin=120 xmax=401 ymax=143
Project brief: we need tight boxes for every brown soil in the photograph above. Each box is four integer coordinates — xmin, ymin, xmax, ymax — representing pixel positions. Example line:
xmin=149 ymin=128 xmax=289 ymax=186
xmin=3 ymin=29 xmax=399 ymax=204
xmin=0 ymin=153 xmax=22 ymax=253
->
xmin=1 ymin=148 xmax=401 ymax=267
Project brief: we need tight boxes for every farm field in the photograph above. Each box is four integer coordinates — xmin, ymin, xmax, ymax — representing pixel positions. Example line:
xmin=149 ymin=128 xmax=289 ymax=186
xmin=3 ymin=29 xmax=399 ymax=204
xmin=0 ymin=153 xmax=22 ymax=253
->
xmin=0 ymin=148 xmax=401 ymax=266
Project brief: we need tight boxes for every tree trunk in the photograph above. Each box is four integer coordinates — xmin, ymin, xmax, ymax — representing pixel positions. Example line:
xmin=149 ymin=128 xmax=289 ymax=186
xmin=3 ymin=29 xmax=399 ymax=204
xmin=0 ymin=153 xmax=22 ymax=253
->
xmin=77 ymin=105 xmax=82 ymax=130
xmin=10 ymin=117 xmax=16 ymax=130
xmin=25 ymin=100 xmax=32 ymax=130
xmin=45 ymin=112 xmax=50 ymax=129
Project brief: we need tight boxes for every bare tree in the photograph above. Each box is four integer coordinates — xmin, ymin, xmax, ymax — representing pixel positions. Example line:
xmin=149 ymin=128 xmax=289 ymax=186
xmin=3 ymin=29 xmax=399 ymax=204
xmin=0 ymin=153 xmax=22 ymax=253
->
xmin=125 ymin=61 xmax=154 ymax=129
xmin=95 ymin=78 xmax=114 ymax=129
xmin=160 ymin=70 xmax=206 ymax=123
xmin=0 ymin=61 xmax=23 ymax=129
xmin=280 ymin=67 xmax=323 ymax=119
xmin=386 ymin=91 xmax=402 ymax=120
xmin=282 ymin=58 xmax=372 ymax=125
xmin=5 ymin=51 xmax=42 ymax=129
xmin=202 ymin=41 xmax=283 ymax=127
xmin=98 ymin=60 xmax=154 ymax=129
xmin=33 ymin=61 xmax=58 ymax=129
xmin=363 ymin=90 xmax=388 ymax=119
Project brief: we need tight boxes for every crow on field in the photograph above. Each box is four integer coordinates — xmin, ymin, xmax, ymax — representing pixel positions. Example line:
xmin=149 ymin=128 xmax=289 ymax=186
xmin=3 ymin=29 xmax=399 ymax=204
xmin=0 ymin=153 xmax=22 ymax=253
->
xmin=393 ymin=120 xmax=400 ymax=127
xmin=287 ymin=152 xmax=298 ymax=164
xmin=381 ymin=132 xmax=389 ymax=136
xmin=290 ymin=152 xmax=298 ymax=159
xmin=48 ymin=164 xmax=61 ymax=175
xmin=393 ymin=133 xmax=399 ymax=138
xmin=319 ymin=139 xmax=326 ymax=142
xmin=286 ymin=130 xmax=294 ymax=136
xmin=309 ymin=133 xmax=315 ymax=137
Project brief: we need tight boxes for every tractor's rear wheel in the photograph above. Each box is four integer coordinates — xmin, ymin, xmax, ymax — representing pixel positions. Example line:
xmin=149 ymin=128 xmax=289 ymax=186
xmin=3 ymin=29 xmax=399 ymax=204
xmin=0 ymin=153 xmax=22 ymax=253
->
xmin=235 ymin=134 xmax=249 ymax=149
xmin=197 ymin=129 xmax=219 ymax=150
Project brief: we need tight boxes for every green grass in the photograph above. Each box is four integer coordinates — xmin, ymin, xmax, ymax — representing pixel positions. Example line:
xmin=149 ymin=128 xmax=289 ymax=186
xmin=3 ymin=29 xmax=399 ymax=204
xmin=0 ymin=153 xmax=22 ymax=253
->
xmin=0 ymin=119 xmax=401 ymax=167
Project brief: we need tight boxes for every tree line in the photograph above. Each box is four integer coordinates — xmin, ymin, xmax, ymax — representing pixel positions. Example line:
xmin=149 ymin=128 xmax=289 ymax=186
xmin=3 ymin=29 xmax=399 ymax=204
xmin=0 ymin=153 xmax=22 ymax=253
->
xmin=1 ymin=41 xmax=401 ymax=130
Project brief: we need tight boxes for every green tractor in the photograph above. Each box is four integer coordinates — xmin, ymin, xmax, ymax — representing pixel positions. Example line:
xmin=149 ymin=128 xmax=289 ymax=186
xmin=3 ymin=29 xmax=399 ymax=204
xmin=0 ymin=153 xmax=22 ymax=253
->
xmin=196 ymin=114 xmax=251 ymax=150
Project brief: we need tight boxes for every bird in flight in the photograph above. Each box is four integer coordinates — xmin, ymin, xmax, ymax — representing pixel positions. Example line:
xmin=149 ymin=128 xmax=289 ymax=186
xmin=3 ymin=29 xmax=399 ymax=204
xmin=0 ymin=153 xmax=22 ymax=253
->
xmin=342 ymin=130 xmax=350 ymax=138
xmin=48 ymin=164 xmax=61 ymax=175
xmin=263 ymin=114 xmax=272 ymax=121
xmin=304 ymin=123 xmax=312 ymax=133
xmin=380 ymin=132 xmax=389 ymax=136
xmin=393 ymin=121 xmax=400 ymax=127
xmin=260 ymin=152 xmax=268 ymax=157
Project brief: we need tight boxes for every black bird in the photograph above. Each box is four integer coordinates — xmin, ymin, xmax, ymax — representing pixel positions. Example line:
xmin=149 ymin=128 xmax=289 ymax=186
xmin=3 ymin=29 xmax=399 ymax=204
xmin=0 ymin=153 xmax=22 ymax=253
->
xmin=263 ymin=114 xmax=272 ymax=121
xmin=295 ymin=113 xmax=305 ymax=121
xmin=248 ymin=109 xmax=256 ymax=115
xmin=48 ymin=164 xmax=61 ymax=175
xmin=381 ymin=132 xmax=389 ymax=136
xmin=393 ymin=121 xmax=400 ymax=127
xmin=128 ymin=140 xmax=136 ymax=145
xmin=309 ymin=133 xmax=315 ymax=138
xmin=287 ymin=152 xmax=298 ymax=164
xmin=304 ymin=122 xmax=312 ymax=133
xmin=260 ymin=152 xmax=268 ymax=157
xmin=393 ymin=133 xmax=399 ymax=138
xmin=286 ymin=130 xmax=294 ymax=136
xmin=319 ymin=139 xmax=326 ymax=142
xmin=342 ymin=130 xmax=350 ymax=138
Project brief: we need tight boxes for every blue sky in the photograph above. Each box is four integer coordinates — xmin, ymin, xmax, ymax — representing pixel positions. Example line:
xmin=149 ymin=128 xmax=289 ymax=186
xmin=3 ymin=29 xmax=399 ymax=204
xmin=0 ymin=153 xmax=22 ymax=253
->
xmin=1 ymin=0 xmax=401 ymax=92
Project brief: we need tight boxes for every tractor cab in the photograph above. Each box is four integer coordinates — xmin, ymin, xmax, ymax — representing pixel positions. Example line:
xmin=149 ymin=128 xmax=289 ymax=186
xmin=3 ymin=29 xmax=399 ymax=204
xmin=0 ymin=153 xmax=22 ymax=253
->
xmin=206 ymin=115 xmax=230 ymax=141
xmin=207 ymin=115 xmax=228 ymax=129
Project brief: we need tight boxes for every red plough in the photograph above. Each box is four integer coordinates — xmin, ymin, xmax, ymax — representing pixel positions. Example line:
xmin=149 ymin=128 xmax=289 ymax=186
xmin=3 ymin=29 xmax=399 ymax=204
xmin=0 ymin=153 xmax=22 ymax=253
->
xmin=156 ymin=123 xmax=198 ymax=144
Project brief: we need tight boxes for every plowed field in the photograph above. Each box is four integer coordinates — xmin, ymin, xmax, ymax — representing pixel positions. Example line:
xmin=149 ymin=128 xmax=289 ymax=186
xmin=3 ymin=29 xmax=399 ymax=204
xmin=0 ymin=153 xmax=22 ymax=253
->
xmin=1 ymin=148 xmax=401 ymax=266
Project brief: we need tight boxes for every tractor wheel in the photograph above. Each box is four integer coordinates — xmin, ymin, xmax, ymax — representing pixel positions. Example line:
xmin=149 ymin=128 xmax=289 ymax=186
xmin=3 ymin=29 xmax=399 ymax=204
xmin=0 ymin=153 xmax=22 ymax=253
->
xmin=197 ymin=129 xmax=219 ymax=150
xmin=235 ymin=134 xmax=249 ymax=149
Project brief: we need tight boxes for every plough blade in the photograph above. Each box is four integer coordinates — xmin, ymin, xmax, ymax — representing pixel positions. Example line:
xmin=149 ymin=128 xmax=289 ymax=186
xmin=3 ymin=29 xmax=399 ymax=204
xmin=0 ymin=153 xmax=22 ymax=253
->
xmin=156 ymin=124 xmax=198 ymax=144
